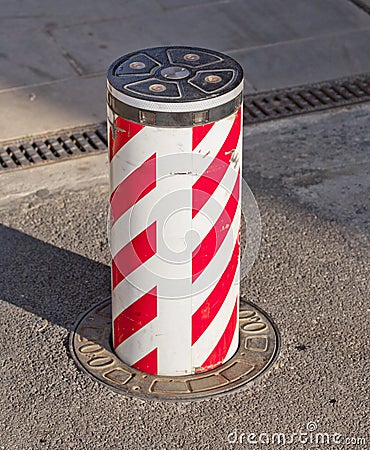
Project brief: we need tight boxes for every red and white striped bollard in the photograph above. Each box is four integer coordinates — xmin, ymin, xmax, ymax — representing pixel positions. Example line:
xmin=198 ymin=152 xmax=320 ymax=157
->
xmin=107 ymin=46 xmax=243 ymax=376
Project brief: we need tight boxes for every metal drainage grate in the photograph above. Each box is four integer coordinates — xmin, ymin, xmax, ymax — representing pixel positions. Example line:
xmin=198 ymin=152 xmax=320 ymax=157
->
xmin=0 ymin=123 xmax=107 ymax=171
xmin=243 ymin=73 xmax=370 ymax=124
xmin=70 ymin=298 xmax=280 ymax=401
xmin=1 ymin=74 xmax=370 ymax=171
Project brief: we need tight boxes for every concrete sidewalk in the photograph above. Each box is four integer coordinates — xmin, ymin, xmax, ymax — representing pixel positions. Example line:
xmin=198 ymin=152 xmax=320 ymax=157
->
xmin=1 ymin=0 xmax=370 ymax=140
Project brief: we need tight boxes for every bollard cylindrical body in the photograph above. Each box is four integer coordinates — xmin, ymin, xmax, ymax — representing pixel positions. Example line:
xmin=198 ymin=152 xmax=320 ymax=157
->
xmin=107 ymin=46 xmax=243 ymax=376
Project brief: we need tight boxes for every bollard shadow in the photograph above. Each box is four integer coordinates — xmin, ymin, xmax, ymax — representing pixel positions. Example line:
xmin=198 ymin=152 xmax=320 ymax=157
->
xmin=0 ymin=224 xmax=110 ymax=331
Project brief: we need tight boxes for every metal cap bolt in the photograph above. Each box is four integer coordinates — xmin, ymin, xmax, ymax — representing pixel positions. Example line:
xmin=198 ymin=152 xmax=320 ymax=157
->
xmin=130 ymin=61 xmax=146 ymax=69
xmin=184 ymin=53 xmax=200 ymax=61
xmin=149 ymin=84 xmax=166 ymax=92
xmin=205 ymin=75 xmax=222 ymax=83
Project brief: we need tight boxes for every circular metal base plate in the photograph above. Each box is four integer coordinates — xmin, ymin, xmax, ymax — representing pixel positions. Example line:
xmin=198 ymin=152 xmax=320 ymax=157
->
xmin=69 ymin=298 xmax=280 ymax=401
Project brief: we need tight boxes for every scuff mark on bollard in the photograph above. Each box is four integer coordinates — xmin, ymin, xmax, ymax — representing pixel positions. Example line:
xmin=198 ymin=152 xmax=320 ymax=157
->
xmin=170 ymin=171 xmax=193 ymax=175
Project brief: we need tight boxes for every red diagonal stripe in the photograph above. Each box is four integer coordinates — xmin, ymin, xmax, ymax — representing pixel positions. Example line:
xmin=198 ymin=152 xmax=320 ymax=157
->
xmin=113 ymin=287 xmax=157 ymax=347
xmin=192 ymin=108 xmax=241 ymax=218
xmin=110 ymin=153 xmax=156 ymax=225
xmin=192 ymin=236 xmax=240 ymax=345
xmin=109 ymin=117 xmax=144 ymax=160
xmin=112 ymin=222 xmax=156 ymax=289
xmin=132 ymin=348 xmax=158 ymax=374
xmin=198 ymin=297 xmax=238 ymax=372
xmin=112 ymin=258 xmax=124 ymax=289
xmin=192 ymin=171 xmax=240 ymax=282
xmin=192 ymin=122 xmax=215 ymax=150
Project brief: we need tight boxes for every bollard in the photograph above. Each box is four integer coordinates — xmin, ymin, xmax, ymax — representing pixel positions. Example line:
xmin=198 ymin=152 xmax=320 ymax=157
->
xmin=69 ymin=46 xmax=279 ymax=400
xmin=107 ymin=46 xmax=244 ymax=376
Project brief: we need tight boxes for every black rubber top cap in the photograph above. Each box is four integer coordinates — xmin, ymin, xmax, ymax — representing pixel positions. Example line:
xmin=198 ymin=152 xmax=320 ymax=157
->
xmin=107 ymin=46 xmax=243 ymax=103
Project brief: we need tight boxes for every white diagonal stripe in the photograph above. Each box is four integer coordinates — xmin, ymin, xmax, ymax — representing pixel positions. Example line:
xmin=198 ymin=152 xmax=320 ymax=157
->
xmin=191 ymin=205 xmax=241 ymax=310
xmin=192 ymin=265 xmax=239 ymax=367
xmin=110 ymin=181 xmax=181 ymax=258
xmin=192 ymin=165 xmax=240 ymax=248
xmin=112 ymin=278 xmax=157 ymax=322
xmin=111 ymin=126 xmax=192 ymax=194
xmin=114 ymin=252 xmax=192 ymax=300
xmin=110 ymin=150 xmax=196 ymax=258
xmin=110 ymin=127 xmax=152 ymax=194
xmin=115 ymin=320 xmax=158 ymax=366
xmin=192 ymin=112 xmax=236 ymax=179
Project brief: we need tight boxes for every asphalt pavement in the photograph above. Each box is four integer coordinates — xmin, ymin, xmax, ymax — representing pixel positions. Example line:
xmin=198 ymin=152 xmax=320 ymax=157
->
xmin=1 ymin=103 xmax=369 ymax=449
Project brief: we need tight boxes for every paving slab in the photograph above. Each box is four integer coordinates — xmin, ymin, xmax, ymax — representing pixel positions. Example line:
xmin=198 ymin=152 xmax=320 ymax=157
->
xmin=0 ymin=0 xmax=158 ymax=33
xmin=50 ymin=0 xmax=370 ymax=76
xmin=219 ymin=0 xmax=370 ymax=46
xmin=233 ymin=28 xmax=370 ymax=91
xmin=50 ymin=4 xmax=248 ymax=76
xmin=0 ymin=29 xmax=77 ymax=90
xmin=0 ymin=105 xmax=369 ymax=449
xmin=0 ymin=74 xmax=106 ymax=141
